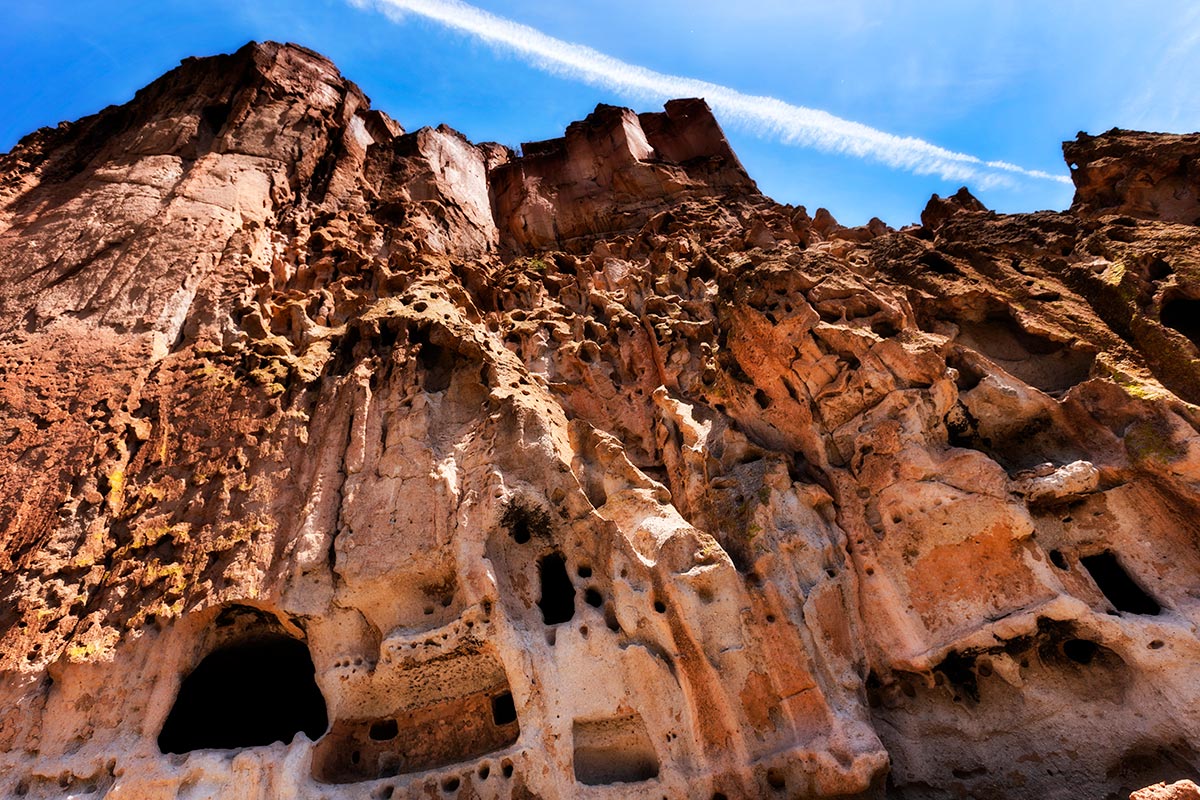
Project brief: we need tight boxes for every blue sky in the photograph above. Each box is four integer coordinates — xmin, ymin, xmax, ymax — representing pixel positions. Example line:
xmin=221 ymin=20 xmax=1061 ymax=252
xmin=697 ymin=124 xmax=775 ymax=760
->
xmin=2 ymin=1 xmax=1198 ymax=226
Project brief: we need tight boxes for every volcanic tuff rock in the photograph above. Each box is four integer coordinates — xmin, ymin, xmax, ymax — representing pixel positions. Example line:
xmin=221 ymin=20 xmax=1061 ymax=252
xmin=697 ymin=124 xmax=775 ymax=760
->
xmin=2 ymin=40 xmax=1200 ymax=800
xmin=1132 ymin=781 xmax=1200 ymax=800
xmin=1065 ymin=128 xmax=1200 ymax=224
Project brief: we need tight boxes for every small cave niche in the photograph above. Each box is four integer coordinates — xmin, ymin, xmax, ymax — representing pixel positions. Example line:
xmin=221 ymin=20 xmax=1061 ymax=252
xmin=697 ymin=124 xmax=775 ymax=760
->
xmin=369 ymin=720 xmax=399 ymax=741
xmin=1104 ymin=221 xmax=1132 ymax=244
xmin=313 ymin=651 xmax=519 ymax=784
xmin=1159 ymin=294 xmax=1200 ymax=349
xmin=573 ymin=712 xmax=660 ymax=785
xmin=955 ymin=310 xmax=1094 ymax=395
xmin=690 ymin=255 xmax=717 ymax=283
xmin=1062 ymin=638 xmax=1099 ymax=665
xmin=932 ymin=650 xmax=980 ymax=704
xmin=1080 ymin=551 xmax=1162 ymax=616
xmin=1147 ymin=257 xmax=1174 ymax=282
xmin=181 ymin=102 xmax=231 ymax=160
xmin=765 ymin=767 xmax=788 ymax=791
xmin=501 ymin=498 xmax=551 ymax=545
xmin=328 ymin=327 xmax=363 ymax=377
xmin=409 ymin=325 xmax=457 ymax=393
xmin=1049 ymin=549 xmax=1070 ymax=570
xmin=870 ymin=317 xmax=900 ymax=338
xmin=918 ymin=250 xmax=961 ymax=275
xmin=945 ymin=353 xmax=986 ymax=393
xmin=157 ymin=635 xmax=328 ymax=754
xmin=491 ymin=692 xmax=517 ymax=726
xmin=1032 ymin=618 xmax=1127 ymax=677
xmin=200 ymin=104 xmax=231 ymax=138
xmin=538 ymin=553 xmax=576 ymax=625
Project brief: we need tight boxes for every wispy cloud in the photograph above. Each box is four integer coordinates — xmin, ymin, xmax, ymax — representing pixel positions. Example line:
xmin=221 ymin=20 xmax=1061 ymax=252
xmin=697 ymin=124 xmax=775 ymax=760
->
xmin=352 ymin=0 xmax=1071 ymax=187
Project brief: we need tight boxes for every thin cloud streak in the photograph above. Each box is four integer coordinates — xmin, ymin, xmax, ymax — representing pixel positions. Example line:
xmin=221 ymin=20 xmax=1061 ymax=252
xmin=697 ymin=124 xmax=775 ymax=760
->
xmin=352 ymin=0 xmax=1071 ymax=187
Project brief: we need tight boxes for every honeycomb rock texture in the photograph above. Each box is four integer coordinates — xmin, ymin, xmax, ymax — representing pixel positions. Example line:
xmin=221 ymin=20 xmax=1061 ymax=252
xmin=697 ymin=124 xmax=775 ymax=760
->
xmin=2 ymin=41 xmax=1200 ymax=800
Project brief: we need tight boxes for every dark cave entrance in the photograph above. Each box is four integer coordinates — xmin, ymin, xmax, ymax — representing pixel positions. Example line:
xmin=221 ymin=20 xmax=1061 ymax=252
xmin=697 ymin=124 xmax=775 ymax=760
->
xmin=538 ymin=553 xmax=576 ymax=625
xmin=1080 ymin=551 xmax=1162 ymax=616
xmin=1160 ymin=294 xmax=1200 ymax=348
xmin=158 ymin=635 xmax=328 ymax=753
xmin=491 ymin=691 xmax=518 ymax=726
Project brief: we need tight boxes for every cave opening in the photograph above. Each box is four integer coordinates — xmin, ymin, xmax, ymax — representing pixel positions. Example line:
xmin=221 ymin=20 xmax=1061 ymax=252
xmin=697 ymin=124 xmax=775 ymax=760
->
xmin=538 ymin=553 xmax=576 ymax=625
xmin=1161 ymin=295 xmax=1200 ymax=348
xmin=501 ymin=499 xmax=550 ymax=545
xmin=1148 ymin=257 xmax=1174 ymax=281
xmin=491 ymin=692 xmax=517 ymax=726
xmin=158 ymin=635 xmax=328 ymax=754
xmin=410 ymin=325 xmax=456 ymax=392
xmin=573 ymin=713 xmax=660 ymax=785
xmin=918 ymin=250 xmax=961 ymax=275
xmin=1062 ymin=639 xmax=1099 ymax=665
xmin=369 ymin=720 xmax=399 ymax=741
xmin=312 ymin=653 xmax=520 ymax=784
xmin=1080 ymin=551 xmax=1162 ymax=616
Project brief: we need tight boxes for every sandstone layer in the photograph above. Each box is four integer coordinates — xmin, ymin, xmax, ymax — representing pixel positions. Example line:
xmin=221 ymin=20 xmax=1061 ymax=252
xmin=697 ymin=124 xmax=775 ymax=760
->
xmin=2 ymin=41 xmax=1200 ymax=800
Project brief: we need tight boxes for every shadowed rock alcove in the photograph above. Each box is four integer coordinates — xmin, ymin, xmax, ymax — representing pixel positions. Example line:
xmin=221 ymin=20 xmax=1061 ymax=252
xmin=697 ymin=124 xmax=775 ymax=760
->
xmin=158 ymin=635 xmax=328 ymax=754
xmin=538 ymin=552 xmax=576 ymax=625
xmin=1080 ymin=551 xmax=1162 ymax=616
xmin=572 ymin=712 xmax=660 ymax=785
xmin=311 ymin=648 xmax=520 ymax=783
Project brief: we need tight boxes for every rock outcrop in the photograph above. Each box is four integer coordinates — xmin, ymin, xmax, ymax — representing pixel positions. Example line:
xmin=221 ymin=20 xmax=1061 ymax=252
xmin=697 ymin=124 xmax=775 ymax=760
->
xmin=1 ymin=40 xmax=1200 ymax=800
xmin=489 ymin=99 xmax=756 ymax=254
xmin=1066 ymin=128 xmax=1200 ymax=224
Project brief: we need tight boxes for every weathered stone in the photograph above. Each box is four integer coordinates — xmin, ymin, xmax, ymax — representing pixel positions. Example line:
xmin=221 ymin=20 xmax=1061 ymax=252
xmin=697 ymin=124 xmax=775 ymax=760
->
xmin=489 ymin=99 xmax=755 ymax=254
xmin=920 ymin=185 xmax=990 ymax=231
xmin=1065 ymin=128 xmax=1200 ymax=223
xmin=1132 ymin=781 xmax=1200 ymax=800
xmin=2 ymin=40 xmax=1200 ymax=800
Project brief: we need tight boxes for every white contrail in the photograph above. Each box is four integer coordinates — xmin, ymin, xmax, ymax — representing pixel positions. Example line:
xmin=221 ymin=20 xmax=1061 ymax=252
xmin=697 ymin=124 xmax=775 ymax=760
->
xmin=351 ymin=0 xmax=1072 ymax=187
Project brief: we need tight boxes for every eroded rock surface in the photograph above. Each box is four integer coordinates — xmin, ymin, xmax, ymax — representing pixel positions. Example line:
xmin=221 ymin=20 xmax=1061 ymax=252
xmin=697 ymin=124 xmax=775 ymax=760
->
xmin=1 ymin=41 xmax=1200 ymax=800
xmin=1066 ymin=128 xmax=1200 ymax=224
xmin=1133 ymin=781 xmax=1200 ymax=800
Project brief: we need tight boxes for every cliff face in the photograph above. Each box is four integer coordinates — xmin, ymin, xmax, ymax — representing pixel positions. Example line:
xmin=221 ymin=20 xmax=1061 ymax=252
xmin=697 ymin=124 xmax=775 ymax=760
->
xmin=2 ymin=41 xmax=1200 ymax=800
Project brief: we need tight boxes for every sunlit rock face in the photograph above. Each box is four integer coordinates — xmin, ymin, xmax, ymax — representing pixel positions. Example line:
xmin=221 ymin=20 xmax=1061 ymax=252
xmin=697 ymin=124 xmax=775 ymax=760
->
xmin=1065 ymin=128 xmax=1200 ymax=224
xmin=2 ymin=40 xmax=1200 ymax=800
